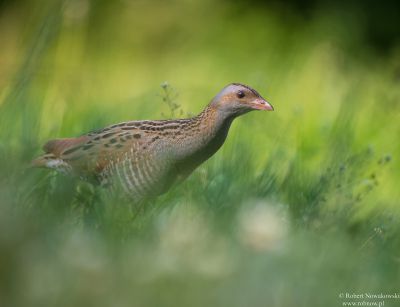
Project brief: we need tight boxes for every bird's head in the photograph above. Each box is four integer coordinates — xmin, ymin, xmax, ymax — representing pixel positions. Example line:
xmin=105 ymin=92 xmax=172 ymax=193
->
xmin=209 ymin=83 xmax=273 ymax=116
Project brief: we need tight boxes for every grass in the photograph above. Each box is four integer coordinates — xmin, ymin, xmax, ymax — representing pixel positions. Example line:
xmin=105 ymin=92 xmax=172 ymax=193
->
xmin=0 ymin=1 xmax=400 ymax=306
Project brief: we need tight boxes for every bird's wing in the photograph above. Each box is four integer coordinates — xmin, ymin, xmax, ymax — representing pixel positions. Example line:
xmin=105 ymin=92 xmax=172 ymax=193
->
xmin=41 ymin=122 xmax=154 ymax=175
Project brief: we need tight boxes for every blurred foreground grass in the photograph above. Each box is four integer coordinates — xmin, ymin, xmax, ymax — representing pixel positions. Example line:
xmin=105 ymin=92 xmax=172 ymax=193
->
xmin=0 ymin=1 xmax=400 ymax=306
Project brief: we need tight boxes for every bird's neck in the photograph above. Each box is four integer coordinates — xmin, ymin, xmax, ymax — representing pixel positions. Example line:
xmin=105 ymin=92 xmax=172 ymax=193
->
xmin=194 ymin=105 xmax=234 ymax=145
xmin=172 ymin=105 xmax=234 ymax=173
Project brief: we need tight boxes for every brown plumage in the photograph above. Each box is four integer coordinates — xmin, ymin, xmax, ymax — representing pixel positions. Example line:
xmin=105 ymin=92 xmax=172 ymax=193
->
xmin=32 ymin=83 xmax=273 ymax=202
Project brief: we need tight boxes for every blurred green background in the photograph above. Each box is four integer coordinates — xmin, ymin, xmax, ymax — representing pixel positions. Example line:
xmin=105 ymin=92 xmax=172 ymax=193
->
xmin=0 ymin=0 xmax=400 ymax=306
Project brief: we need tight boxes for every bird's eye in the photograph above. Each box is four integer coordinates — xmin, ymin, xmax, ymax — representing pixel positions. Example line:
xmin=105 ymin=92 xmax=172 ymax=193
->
xmin=236 ymin=90 xmax=245 ymax=99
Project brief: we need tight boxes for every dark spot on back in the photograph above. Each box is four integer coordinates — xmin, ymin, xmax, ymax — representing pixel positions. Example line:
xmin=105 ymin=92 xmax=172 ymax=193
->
xmin=83 ymin=144 xmax=94 ymax=150
xmin=63 ymin=146 xmax=82 ymax=155
xmin=111 ymin=123 xmax=126 ymax=128
xmin=102 ymin=132 xmax=116 ymax=139
xmin=98 ymin=127 xmax=111 ymax=134
xmin=133 ymin=133 xmax=141 ymax=139
xmin=109 ymin=138 xmax=117 ymax=144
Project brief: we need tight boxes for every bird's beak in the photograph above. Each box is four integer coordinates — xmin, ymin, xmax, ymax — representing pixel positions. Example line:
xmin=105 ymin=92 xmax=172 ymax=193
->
xmin=250 ymin=98 xmax=274 ymax=111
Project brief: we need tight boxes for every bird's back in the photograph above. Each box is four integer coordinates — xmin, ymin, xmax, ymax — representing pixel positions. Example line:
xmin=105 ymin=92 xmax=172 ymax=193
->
xmin=33 ymin=119 xmax=187 ymax=200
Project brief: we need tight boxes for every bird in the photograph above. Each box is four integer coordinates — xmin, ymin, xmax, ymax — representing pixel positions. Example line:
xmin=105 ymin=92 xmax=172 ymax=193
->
xmin=32 ymin=83 xmax=273 ymax=202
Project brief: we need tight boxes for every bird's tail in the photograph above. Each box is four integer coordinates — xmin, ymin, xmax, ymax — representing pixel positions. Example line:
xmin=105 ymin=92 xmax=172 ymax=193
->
xmin=31 ymin=136 xmax=88 ymax=170
xmin=30 ymin=154 xmax=58 ymax=168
